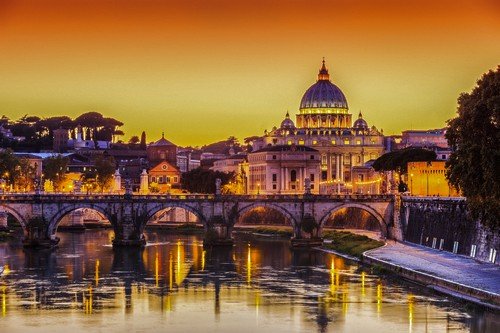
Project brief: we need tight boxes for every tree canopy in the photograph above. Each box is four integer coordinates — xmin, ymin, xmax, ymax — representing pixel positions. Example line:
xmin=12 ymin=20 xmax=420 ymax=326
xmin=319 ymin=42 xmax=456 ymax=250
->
xmin=372 ymin=148 xmax=437 ymax=174
xmin=181 ymin=168 xmax=233 ymax=194
xmin=446 ymin=66 xmax=500 ymax=229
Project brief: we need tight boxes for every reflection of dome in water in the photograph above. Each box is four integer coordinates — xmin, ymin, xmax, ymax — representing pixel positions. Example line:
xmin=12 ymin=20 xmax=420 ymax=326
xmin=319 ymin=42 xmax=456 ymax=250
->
xmin=299 ymin=59 xmax=348 ymax=110
xmin=280 ymin=111 xmax=295 ymax=129
xmin=353 ymin=112 xmax=368 ymax=129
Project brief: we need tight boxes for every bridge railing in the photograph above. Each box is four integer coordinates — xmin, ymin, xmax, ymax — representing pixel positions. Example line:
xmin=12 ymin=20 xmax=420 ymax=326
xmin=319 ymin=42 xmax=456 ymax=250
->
xmin=0 ymin=192 xmax=396 ymax=202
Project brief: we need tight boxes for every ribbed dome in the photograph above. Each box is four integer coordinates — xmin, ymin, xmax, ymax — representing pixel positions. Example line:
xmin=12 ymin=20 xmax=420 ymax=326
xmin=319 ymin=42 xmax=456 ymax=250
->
xmin=353 ymin=112 xmax=368 ymax=129
xmin=299 ymin=60 xmax=348 ymax=110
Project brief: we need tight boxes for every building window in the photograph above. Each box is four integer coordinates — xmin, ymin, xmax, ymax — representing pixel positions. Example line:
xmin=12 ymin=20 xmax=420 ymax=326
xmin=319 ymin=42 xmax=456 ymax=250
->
xmin=287 ymin=140 xmax=292 ymax=145
xmin=298 ymin=139 xmax=305 ymax=145
xmin=290 ymin=170 xmax=297 ymax=182
xmin=272 ymin=155 xmax=277 ymax=160
xmin=343 ymin=139 xmax=350 ymax=145
xmin=312 ymin=140 xmax=317 ymax=145
xmin=356 ymin=139 xmax=361 ymax=145
xmin=272 ymin=184 xmax=277 ymax=190
xmin=158 ymin=176 xmax=163 ymax=183
xmin=331 ymin=139 xmax=336 ymax=145
xmin=272 ymin=173 xmax=277 ymax=182
xmin=321 ymin=170 xmax=327 ymax=181
xmin=321 ymin=155 xmax=326 ymax=164
xmin=174 ymin=176 xmax=178 ymax=183
xmin=357 ymin=156 xmax=361 ymax=163
xmin=152 ymin=177 xmax=156 ymax=183
xmin=167 ymin=177 xmax=170 ymax=183
xmin=310 ymin=174 xmax=315 ymax=181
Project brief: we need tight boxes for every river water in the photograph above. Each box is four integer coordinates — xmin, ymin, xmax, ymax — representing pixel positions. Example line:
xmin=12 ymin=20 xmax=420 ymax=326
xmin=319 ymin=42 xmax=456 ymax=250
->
xmin=0 ymin=230 xmax=497 ymax=332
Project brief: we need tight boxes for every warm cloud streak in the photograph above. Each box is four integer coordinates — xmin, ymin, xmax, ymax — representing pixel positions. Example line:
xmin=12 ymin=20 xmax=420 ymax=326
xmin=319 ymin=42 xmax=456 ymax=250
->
xmin=0 ymin=0 xmax=499 ymax=145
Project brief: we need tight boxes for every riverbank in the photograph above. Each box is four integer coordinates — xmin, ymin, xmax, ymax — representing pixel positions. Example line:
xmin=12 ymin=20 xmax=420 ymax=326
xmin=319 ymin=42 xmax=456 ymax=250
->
xmin=322 ymin=230 xmax=384 ymax=258
xmin=363 ymin=242 xmax=500 ymax=310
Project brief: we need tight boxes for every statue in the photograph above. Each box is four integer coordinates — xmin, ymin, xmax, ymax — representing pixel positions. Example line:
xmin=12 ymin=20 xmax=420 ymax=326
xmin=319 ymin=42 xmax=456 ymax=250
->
xmin=304 ymin=177 xmax=311 ymax=195
xmin=215 ymin=178 xmax=222 ymax=195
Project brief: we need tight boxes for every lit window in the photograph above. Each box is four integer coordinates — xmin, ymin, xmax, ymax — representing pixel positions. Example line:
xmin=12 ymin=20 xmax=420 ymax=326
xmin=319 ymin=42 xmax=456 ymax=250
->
xmin=287 ymin=140 xmax=292 ymax=145
xmin=343 ymin=139 xmax=350 ymax=145
xmin=298 ymin=139 xmax=305 ymax=145
xmin=331 ymin=140 xmax=336 ymax=145
xmin=312 ymin=140 xmax=317 ymax=145
xmin=356 ymin=140 xmax=361 ymax=145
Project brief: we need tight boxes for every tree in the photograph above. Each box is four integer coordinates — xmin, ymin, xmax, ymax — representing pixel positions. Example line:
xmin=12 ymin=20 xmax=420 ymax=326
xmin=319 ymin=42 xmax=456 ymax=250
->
xmin=43 ymin=155 xmax=69 ymax=191
xmin=373 ymin=148 xmax=436 ymax=192
xmin=446 ymin=66 xmax=500 ymax=229
xmin=94 ymin=155 xmax=116 ymax=192
xmin=140 ymin=131 xmax=146 ymax=149
xmin=14 ymin=158 xmax=37 ymax=192
xmin=0 ymin=149 xmax=20 ymax=190
xmin=128 ymin=136 xmax=140 ymax=145
xmin=181 ymin=168 xmax=233 ymax=193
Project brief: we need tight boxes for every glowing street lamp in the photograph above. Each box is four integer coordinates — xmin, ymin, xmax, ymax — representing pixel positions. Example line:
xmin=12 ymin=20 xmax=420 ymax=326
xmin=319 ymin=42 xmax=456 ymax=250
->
xmin=257 ymin=183 xmax=260 ymax=195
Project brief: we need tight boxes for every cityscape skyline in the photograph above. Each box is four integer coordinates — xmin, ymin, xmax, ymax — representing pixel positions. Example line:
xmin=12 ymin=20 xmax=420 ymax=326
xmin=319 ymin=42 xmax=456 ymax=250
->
xmin=0 ymin=0 xmax=499 ymax=146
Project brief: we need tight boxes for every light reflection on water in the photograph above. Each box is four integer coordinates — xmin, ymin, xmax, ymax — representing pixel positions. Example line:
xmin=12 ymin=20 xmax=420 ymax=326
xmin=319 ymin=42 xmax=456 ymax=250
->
xmin=0 ymin=230 xmax=498 ymax=333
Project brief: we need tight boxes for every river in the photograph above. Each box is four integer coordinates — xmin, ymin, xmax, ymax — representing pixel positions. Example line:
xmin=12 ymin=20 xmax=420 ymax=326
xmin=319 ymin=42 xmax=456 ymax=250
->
xmin=0 ymin=230 xmax=497 ymax=332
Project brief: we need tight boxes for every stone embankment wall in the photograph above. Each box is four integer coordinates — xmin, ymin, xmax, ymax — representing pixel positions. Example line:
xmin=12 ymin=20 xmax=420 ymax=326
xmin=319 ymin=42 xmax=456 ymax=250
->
xmin=401 ymin=197 xmax=499 ymax=264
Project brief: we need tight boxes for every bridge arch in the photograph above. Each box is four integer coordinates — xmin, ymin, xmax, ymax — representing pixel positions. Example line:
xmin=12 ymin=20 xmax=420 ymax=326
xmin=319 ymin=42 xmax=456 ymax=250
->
xmin=48 ymin=204 xmax=114 ymax=236
xmin=319 ymin=203 xmax=388 ymax=237
xmin=0 ymin=204 xmax=28 ymax=231
xmin=236 ymin=203 xmax=297 ymax=227
xmin=144 ymin=202 xmax=205 ymax=231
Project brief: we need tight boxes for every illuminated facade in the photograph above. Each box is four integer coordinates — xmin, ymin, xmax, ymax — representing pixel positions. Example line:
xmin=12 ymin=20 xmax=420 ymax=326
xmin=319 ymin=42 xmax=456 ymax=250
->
xmin=247 ymin=145 xmax=320 ymax=194
xmin=251 ymin=60 xmax=385 ymax=193
xmin=148 ymin=161 xmax=181 ymax=193
xmin=407 ymin=161 xmax=460 ymax=197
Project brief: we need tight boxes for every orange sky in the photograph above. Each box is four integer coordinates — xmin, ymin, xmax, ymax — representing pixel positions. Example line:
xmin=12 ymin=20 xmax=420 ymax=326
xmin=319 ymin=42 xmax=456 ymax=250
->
xmin=0 ymin=0 xmax=499 ymax=146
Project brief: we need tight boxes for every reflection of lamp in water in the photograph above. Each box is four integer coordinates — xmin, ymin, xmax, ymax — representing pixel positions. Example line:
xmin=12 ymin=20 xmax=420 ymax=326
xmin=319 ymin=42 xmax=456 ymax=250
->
xmin=85 ymin=285 xmax=93 ymax=314
xmin=155 ymin=252 xmax=159 ymax=287
xmin=169 ymin=252 xmax=173 ymax=291
xmin=408 ymin=294 xmax=414 ymax=332
xmin=2 ymin=286 xmax=6 ymax=317
xmin=376 ymin=280 xmax=382 ymax=314
xmin=201 ymin=250 xmax=206 ymax=271
xmin=247 ymin=243 xmax=252 ymax=285
xmin=361 ymin=271 xmax=366 ymax=297
xmin=95 ymin=260 xmax=100 ymax=287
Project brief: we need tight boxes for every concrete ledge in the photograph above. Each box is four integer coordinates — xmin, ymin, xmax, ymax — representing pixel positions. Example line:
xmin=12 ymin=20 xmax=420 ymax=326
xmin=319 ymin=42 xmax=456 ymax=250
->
xmin=362 ymin=252 xmax=500 ymax=310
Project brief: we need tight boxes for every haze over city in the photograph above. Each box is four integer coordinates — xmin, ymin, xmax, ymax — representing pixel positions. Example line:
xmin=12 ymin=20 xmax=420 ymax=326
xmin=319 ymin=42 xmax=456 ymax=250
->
xmin=0 ymin=0 xmax=499 ymax=146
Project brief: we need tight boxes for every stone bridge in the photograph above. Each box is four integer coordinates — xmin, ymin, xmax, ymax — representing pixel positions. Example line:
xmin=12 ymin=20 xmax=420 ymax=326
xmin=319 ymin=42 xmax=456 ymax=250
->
xmin=0 ymin=193 xmax=401 ymax=248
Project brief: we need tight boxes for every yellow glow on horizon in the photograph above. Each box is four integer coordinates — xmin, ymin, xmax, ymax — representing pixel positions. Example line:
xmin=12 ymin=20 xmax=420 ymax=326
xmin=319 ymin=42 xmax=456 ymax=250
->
xmin=0 ymin=1 xmax=498 ymax=146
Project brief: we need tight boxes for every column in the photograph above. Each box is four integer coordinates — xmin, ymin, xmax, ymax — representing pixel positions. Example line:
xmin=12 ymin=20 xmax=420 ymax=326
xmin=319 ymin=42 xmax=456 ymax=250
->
xmin=340 ymin=155 xmax=344 ymax=182
xmin=336 ymin=155 xmax=340 ymax=180
xmin=0 ymin=211 xmax=8 ymax=230
xmin=280 ymin=168 xmax=285 ymax=192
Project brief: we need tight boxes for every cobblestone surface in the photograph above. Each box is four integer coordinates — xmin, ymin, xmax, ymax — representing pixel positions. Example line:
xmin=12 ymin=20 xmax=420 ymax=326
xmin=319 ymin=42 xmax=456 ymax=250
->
xmin=365 ymin=241 xmax=500 ymax=295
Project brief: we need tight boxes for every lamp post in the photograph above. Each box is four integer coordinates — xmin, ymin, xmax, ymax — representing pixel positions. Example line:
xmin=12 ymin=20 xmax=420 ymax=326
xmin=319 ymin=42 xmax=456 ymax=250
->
xmin=410 ymin=173 xmax=414 ymax=195
xmin=257 ymin=183 xmax=260 ymax=195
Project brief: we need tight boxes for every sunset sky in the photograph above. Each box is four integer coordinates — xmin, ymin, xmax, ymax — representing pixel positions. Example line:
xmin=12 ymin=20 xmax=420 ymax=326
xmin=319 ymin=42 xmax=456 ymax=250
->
xmin=0 ymin=0 xmax=498 ymax=146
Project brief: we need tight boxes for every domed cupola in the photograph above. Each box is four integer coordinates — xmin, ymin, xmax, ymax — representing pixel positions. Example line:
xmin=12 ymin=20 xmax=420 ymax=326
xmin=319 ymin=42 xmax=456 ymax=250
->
xmin=296 ymin=59 xmax=352 ymax=129
xmin=280 ymin=111 xmax=296 ymax=130
xmin=353 ymin=112 xmax=368 ymax=129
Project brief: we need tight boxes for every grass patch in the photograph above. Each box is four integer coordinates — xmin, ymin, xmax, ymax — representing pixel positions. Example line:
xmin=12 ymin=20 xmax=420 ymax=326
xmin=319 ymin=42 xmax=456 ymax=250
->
xmin=249 ymin=227 xmax=293 ymax=238
xmin=171 ymin=223 xmax=204 ymax=233
xmin=322 ymin=230 xmax=384 ymax=258
xmin=0 ymin=231 xmax=13 ymax=241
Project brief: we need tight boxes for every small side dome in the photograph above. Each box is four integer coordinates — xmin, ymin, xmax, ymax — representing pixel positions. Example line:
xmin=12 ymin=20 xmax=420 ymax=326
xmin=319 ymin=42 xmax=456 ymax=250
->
xmin=280 ymin=111 xmax=296 ymax=129
xmin=353 ymin=112 xmax=368 ymax=129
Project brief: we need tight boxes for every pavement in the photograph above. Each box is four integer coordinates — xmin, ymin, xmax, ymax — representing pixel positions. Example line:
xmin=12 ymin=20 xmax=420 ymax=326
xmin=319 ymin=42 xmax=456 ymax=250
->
xmin=365 ymin=241 xmax=500 ymax=296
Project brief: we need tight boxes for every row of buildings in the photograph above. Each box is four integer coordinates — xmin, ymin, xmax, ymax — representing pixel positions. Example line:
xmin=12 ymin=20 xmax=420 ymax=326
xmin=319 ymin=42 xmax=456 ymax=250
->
xmin=1 ymin=60 xmax=456 ymax=196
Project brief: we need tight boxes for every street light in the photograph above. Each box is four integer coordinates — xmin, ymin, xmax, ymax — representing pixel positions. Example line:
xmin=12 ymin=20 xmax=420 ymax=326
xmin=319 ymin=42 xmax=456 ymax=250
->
xmin=410 ymin=173 xmax=414 ymax=195
xmin=257 ymin=183 xmax=260 ymax=195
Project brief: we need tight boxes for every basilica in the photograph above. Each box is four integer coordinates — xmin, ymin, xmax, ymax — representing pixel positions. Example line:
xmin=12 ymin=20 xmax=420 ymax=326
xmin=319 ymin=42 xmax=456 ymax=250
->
xmin=249 ymin=60 xmax=385 ymax=194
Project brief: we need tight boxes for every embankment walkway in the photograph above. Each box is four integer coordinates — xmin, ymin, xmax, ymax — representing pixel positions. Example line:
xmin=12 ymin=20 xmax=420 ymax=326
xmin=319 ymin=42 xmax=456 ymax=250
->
xmin=364 ymin=242 xmax=500 ymax=308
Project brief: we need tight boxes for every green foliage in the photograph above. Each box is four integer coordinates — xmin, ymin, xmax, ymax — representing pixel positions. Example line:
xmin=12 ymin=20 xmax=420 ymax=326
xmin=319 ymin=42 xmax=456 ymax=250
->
xmin=373 ymin=148 xmax=437 ymax=174
xmin=181 ymin=167 xmax=233 ymax=193
xmin=446 ymin=66 xmax=500 ymax=229
xmin=94 ymin=155 xmax=116 ymax=191
xmin=323 ymin=230 xmax=384 ymax=258
xmin=250 ymin=227 xmax=293 ymax=237
xmin=200 ymin=136 xmax=243 ymax=155
xmin=43 ymin=155 xmax=69 ymax=191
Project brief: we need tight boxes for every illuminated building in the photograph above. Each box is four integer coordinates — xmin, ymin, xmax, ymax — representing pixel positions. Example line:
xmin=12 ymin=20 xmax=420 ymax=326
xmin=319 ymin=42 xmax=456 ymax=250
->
xmin=407 ymin=161 xmax=460 ymax=197
xmin=148 ymin=161 xmax=181 ymax=193
xmin=247 ymin=145 xmax=320 ymax=194
xmin=147 ymin=133 xmax=178 ymax=166
xmin=251 ymin=60 xmax=385 ymax=193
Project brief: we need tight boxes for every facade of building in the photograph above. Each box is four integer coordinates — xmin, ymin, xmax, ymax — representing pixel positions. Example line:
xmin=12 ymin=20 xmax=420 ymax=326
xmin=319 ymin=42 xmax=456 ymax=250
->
xmin=247 ymin=145 xmax=320 ymax=194
xmin=251 ymin=60 xmax=385 ymax=194
xmin=147 ymin=133 xmax=177 ymax=166
xmin=407 ymin=161 xmax=460 ymax=197
xmin=210 ymin=154 xmax=247 ymax=174
xmin=177 ymin=150 xmax=201 ymax=173
xmin=148 ymin=161 xmax=181 ymax=192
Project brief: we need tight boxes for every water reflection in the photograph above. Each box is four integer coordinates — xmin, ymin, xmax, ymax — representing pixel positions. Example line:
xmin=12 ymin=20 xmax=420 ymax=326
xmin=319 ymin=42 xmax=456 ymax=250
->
xmin=0 ymin=230 xmax=498 ymax=332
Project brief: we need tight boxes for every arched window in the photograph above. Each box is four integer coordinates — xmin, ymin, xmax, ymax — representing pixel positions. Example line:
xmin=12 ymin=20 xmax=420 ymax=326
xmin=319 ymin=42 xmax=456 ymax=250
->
xmin=291 ymin=170 xmax=297 ymax=182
